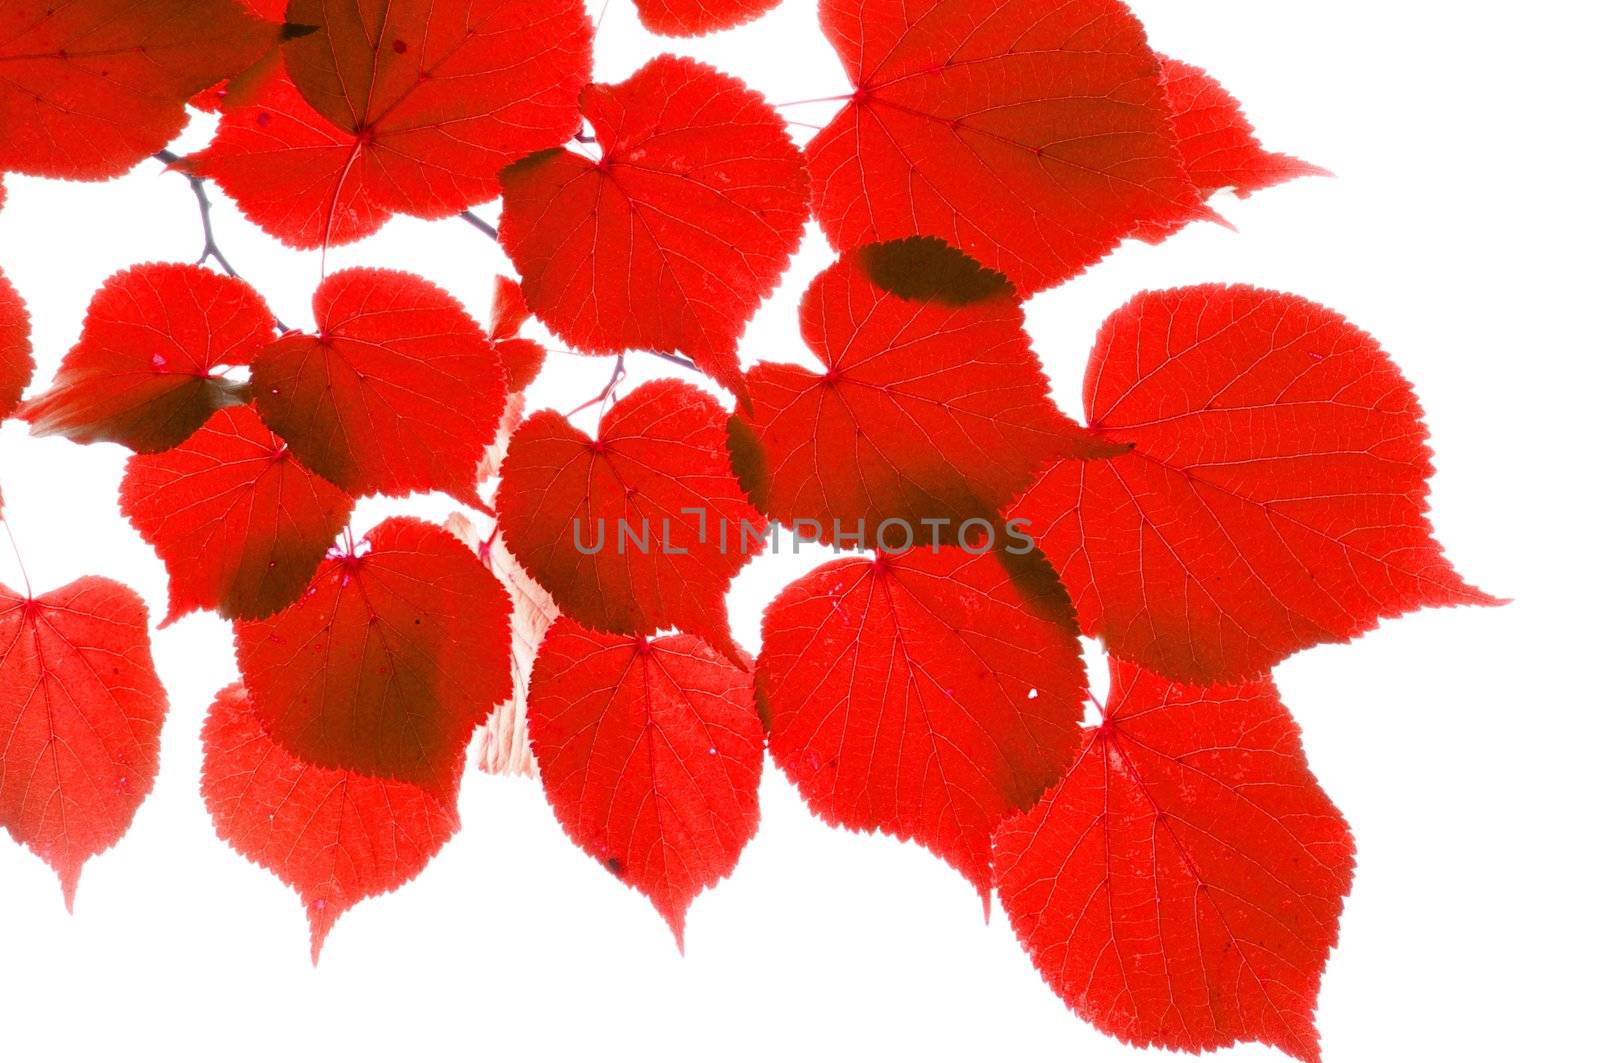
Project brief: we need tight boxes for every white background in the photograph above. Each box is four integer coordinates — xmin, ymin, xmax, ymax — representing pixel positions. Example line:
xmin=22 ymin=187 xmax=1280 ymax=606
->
xmin=1 ymin=1 xmax=1595 ymax=1060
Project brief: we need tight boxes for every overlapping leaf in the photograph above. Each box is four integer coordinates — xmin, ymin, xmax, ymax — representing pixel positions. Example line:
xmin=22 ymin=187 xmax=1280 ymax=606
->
xmin=499 ymin=55 xmax=809 ymax=402
xmin=1136 ymin=57 xmax=1327 ymax=242
xmin=1013 ymin=285 xmax=1498 ymax=682
xmin=120 ymin=405 xmax=354 ymax=624
xmin=201 ymin=683 xmax=460 ymax=961
xmin=757 ymin=547 xmax=1085 ymax=895
xmin=497 ymin=379 xmax=763 ymax=663
xmin=489 ymin=275 xmax=545 ymax=391
xmin=528 ymin=618 xmax=762 ymax=944
xmin=186 ymin=61 xmax=397 ymax=249
xmin=994 ymin=658 xmax=1354 ymax=1061
xmin=736 ymin=239 xmax=1113 ymax=547
xmin=0 ymin=576 xmax=168 ymax=907
xmin=251 ymin=268 xmax=507 ymax=501
xmin=0 ymin=0 xmax=275 ymax=180
xmin=0 ymin=2 xmax=1499 ymax=1040
xmin=233 ymin=517 xmax=512 ymax=798
xmin=21 ymin=263 xmax=276 ymax=452
xmin=191 ymin=0 xmax=592 ymax=248
xmin=282 ymin=0 xmax=592 ymax=205
xmin=0 ymin=267 xmax=29 ymax=420
xmin=187 ymin=0 xmax=296 ymax=114
xmin=1161 ymin=57 xmax=1327 ymax=204
xmin=806 ymin=0 xmax=1206 ymax=294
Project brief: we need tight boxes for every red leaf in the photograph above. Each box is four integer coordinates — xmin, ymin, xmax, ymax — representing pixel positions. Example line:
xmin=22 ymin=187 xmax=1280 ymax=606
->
xmin=1135 ymin=57 xmax=1328 ymax=242
xmin=630 ymin=0 xmax=782 ymax=37
xmin=1161 ymin=56 xmax=1328 ymax=202
xmin=757 ymin=547 xmax=1086 ymax=896
xmin=251 ymin=268 xmax=508 ymax=501
xmin=490 ymin=276 xmax=545 ymax=391
xmin=496 ymin=379 xmax=763 ymax=663
xmin=201 ymin=682 xmax=460 ymax=962
xmin=120 ymin=405 xmax=354 ymax=624
xmin=0 ymin=267 xmax=30 ymax=421
xmin=735 ymin=239 xmax=1113 ymax=548
xmin=193 ymin=0 xmax=595 ymax=250
xmin=489 ymin=275 xmax=532 ymax=342
xmin=187 ymin=1 xmax=297 ymax=114
xmin=0 ymin=577 xmax=168 ymax=908
xmin=486 ymin=275 xmax=550 ymax=392
xmin=499 ymin=55 xmax=809 ymax=403
xmin=233 ymin=517 xmax=512 ymax=798
xmin=994 ymin=658 xmax=1355 ymax=1062
xmin=806 ymin=0 xmax=1205 ymax=295
xmin=283 ymin=0 xmax=591 ymax=183
xmin=1013 ymin=285 xmax=1499 ymax=682
xmin=527 ymin=619 xmax=762 ymax=945
xmin=496 ymin=340 xmax=546 ymax=394
xmin=197 ymin=0 xmax=593 ymax=247
xmin=0 ymin=0 xmax=274 ymax=180
xmin=187 ymin=61 xmax=398 ymax=249
xmin=19 ymin=263 xmax=276 ymax=453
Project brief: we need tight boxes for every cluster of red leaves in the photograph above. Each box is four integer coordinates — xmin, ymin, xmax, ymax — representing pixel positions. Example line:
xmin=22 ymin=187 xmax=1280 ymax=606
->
xmin=0 ymin=1 xmax=1497 ymax=1059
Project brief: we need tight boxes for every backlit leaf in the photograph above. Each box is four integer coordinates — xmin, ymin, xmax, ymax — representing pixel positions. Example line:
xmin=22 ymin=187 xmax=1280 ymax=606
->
xmin=251 ymin=268 xmax=507 ymax=501
xmin=20 ymin=263 xmax=276 ymax=453
xmin=497 ymin=378 xmax=763 ymax=663
xmin=232 ymin=517 xmax=512 ymax=798
xmin=736 ymin=239 xmax=1113 ymax=548
xmin=1 ymin=576 xmax=167 ymax=908
xmin=201 ymin=682 xmax=460 ymax=962
xmin=757 ymin=546 xmax=1086 ymax=896
xmin=120 ymin=405 xmax=354 ymax=624
xmin=499 ymin=55 xmax=808 ymax=403
xmin=1013 ymin=285 xmax=1499 ymax=682
xmin=528 ymin=618 xmax=762 ymax=944
xmin=806 ymin=0 xmax=1206 ymax=294
xmin=994 ymin=658 xmax=1355 ymax=1061
xmin=0 ymin=0 xmax=274 ymax=179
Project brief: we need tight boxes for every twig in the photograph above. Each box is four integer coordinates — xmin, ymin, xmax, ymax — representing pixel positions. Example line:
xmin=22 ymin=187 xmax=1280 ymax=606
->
xmin=567 ymin=354 xmax=627 ymax=418
xmin=774 ymin=94 xmax=853 ymax=108
xmin=1 ymin=510 xmax=32 ymax=599
xmin=1085 ymin=687 xmax=1107 ymax=724
xmin=153 ymin=150 xmax=291 ymax=333
xmin=642 ymin=349 xmax=698 ymax=371
xmin=459 ymin=208 xmax=498 ymax=239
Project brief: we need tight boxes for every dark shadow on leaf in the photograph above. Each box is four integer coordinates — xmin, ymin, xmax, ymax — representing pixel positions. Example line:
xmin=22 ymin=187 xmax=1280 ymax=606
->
xmin=996 ymin=541 xmax=1082 ymax=638
xmin=726 ymin=412 xmax=769 ymax=511
xmin=500 ymin=148 xmax=568 ymax=185
xmin=857 ymin=237 xmax=1013 ymax=306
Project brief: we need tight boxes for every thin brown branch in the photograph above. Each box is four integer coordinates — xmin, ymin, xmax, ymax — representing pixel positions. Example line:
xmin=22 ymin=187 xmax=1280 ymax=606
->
xmin=458 ymin=208 xmax=499 ymax=239
xmin=153 ymin=150 xmax=290 ymax=332
xmin=567 ymin=354 xmax=627 ymax=418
